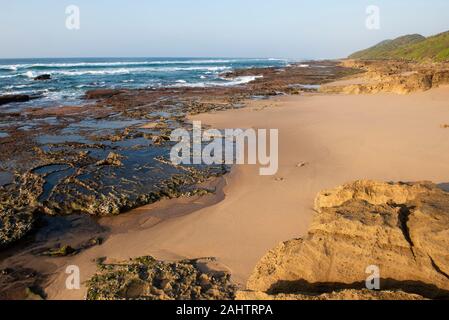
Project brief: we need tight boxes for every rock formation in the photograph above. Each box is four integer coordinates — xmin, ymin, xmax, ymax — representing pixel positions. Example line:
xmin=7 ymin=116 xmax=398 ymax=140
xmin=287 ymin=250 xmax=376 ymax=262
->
xmin=241 ymin=181 xmax=449 ymax=300
xmin=86 ymin=256 xmax=237 ymax=300
xmin=237 ymin=289 xmax=425 ymax=300
xmin=85 ymin=89 xmax=127 ymax=100
xmin=0 ymin=94 xmax=31 ymax=106
xmin=0 ymin=173 xmax=43 ymax=248
xmin=321 ymin=60 xmax=449 ymax=94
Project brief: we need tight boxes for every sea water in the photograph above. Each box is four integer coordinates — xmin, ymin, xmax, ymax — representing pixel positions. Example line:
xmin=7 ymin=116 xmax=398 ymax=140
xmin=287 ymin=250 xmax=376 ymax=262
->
xmin=0 ymin=57 xmax=288 ymax=109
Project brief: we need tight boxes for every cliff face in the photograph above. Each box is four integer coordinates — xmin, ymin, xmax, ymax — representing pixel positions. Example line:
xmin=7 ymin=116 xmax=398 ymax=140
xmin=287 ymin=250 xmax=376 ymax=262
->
xmin=239 ymin=181 xmax=449 ymax=300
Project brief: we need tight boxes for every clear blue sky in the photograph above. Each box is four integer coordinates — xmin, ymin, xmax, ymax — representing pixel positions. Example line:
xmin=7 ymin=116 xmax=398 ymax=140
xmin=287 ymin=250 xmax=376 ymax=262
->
xmin=1 ymin=0 xmax=448 ymax=59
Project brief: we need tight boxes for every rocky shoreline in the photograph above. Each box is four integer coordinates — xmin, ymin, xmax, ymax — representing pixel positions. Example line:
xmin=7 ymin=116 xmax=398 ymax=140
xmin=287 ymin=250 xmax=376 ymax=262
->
xmin=321 ymin=60 xmax=449 ymax=94
xmin=0 ymin=60 xmax=357 ymax=249
xmin=2 ymin=59 xmax=449 ymax=300
xmin=0 ymin=60 xmax=359 ymax=299
xmin=77 ymin=180 xmax=449 ymax=301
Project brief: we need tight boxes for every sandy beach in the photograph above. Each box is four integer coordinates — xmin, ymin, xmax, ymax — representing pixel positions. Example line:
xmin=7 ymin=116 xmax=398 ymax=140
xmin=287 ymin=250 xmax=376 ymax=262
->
xmin=27 ymin=85 xmax=449 ymax=299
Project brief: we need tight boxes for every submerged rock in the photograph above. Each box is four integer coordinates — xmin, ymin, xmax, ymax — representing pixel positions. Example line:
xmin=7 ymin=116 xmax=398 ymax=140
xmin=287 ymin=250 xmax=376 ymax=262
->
xmin=85 ymin=89 xmax=126 ymax=100
xmin=86 ymin=256 xmax=237 ymax=300
xmin=0 ymin=94 xmax=30 ymax=106
xmin=243 ymin=180 xmax=449 ymax=300
xmin=34 ymin=74 xmax=51 ymax=81
xmin=95 ymin=152 xmax=124 ymax=167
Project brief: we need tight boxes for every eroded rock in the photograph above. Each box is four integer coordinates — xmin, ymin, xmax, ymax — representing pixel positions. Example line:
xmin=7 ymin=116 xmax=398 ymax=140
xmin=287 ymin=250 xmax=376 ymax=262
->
xmin=86 ymin=256 xmax=237 ymax=300
xmin=0 ymin=95 xmax=31 ymax=106
xmin=0 ymin=173 xmax=43 ymax=248
xmin=245 ymin=180 xmax=449 ymax=300
xmin=237 ymin=289 xmax=425 ymax=300
xmin=321 ymin=60 xmax=449 ymax=94
xmin=96 ymin=152 xmax=124 ymax=167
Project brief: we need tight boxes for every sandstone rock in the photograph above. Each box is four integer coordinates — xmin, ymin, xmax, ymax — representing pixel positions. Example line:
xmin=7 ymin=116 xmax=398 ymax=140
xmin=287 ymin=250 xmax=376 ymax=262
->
xmin=246 ymin=180 xmax=449 ymax=300
xmin=95 ymin=152 xmax=125 ymax=167
xmin=236 ymin=289 xmax=425 ymax=300
xmin=322 ymin=60 xmax=449 ymax=95
xmin=314 ymin=180 xmax=435 ymax=211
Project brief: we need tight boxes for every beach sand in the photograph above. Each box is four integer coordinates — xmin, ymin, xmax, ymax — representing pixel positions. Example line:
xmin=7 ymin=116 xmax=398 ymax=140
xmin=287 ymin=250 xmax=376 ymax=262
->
xmin=42 ymin=86 xmax=449 ymax=299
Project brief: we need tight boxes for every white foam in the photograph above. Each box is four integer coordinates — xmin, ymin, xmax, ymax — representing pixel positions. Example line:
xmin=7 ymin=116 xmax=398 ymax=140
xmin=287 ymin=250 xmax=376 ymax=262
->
xmin=172 ymin=75 xmax=263 ymax=88
xmin=49 ymin=66 xmax=231 ymax=77
xmin=3 ymin=58 xmax=287 ymax=71
xmin=0 ymin=65 xmax=18 ymax=71
xmin=11 ymin=59 xmax=236 ymax=70
xmin=24 ymin=71 xmax=35 ymax=78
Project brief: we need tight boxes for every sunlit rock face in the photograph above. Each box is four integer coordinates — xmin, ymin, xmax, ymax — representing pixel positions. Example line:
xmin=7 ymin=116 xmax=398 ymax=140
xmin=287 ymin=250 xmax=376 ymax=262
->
xmin=243 ymin=180 xmax=449 ymax=300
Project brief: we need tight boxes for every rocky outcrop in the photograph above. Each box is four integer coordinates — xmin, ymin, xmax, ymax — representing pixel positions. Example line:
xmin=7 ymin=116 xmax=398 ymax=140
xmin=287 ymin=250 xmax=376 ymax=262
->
xmin=0 ymin=173 xmax=43 ymax=248
xmin=85 ymin=89 xmax=126 ymax=100
xmin=243 ymin=181 xmax=449 ymax=300
xmin=237 ymin=289 xmax=425 ymax=300
xmin=321 ymin=60 xmax=449 ymax=94
xmin=0 ymin=95 xmax=31 ymax=106
xmin=86 ymin=256 xmax=237 ymax=300
xmin=0 ymin=267 xmax=46 ymax=300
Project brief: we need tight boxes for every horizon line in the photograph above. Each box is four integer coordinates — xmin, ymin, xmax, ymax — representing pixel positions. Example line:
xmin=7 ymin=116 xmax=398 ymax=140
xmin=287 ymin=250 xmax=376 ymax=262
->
xmin=0 ymin=55 xmax=307 ymax=61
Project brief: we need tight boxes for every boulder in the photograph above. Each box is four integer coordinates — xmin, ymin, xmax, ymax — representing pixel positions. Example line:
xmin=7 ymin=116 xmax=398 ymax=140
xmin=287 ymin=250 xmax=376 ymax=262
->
xmin=245 ymin=180 xmax=449 ymax=300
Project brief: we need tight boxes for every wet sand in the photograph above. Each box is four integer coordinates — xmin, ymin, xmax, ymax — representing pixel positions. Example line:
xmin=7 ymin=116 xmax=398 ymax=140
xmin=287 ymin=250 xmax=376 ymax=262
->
xmin=13 ymin=85 xmax=449 ymax=299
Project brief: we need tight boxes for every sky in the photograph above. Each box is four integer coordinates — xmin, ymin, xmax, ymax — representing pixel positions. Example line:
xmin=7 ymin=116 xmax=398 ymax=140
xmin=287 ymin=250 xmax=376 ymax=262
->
xmin=1 ymin=0 xmax=448 ymax=59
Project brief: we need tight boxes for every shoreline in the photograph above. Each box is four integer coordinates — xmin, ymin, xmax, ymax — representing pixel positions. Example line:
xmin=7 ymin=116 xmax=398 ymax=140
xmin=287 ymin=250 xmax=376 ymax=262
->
xmin=2 ymin=60 xmax=449 ymax=299
xmin=39 ymin=85 xmax=449 ymax=299
xmin=2 ymin=60 xmax=356 ymax=300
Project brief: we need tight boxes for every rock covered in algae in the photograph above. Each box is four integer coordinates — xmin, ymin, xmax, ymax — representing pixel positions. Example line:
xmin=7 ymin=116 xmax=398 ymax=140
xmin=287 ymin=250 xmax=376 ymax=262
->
xmin=0 ymin=173 xmax=43 ymax=248
xmin=86 ymin=256 xmax=237 ymax=300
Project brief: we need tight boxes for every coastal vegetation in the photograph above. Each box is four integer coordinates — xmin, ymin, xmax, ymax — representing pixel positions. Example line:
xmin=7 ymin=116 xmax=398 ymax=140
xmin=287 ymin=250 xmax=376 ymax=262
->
xmin=350 ymin=31 xmax=449 ymax=62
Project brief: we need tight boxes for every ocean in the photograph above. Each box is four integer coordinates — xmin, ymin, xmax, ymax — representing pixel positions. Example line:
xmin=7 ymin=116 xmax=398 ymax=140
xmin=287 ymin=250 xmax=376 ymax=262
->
xmin=0 ymin=57 xmax=288 ymax=108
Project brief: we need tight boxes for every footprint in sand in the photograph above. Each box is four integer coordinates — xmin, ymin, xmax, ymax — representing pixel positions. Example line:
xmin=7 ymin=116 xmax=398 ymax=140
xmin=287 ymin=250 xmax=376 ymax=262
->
xmin=296 ymin=161 xmax=309 ymax=168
